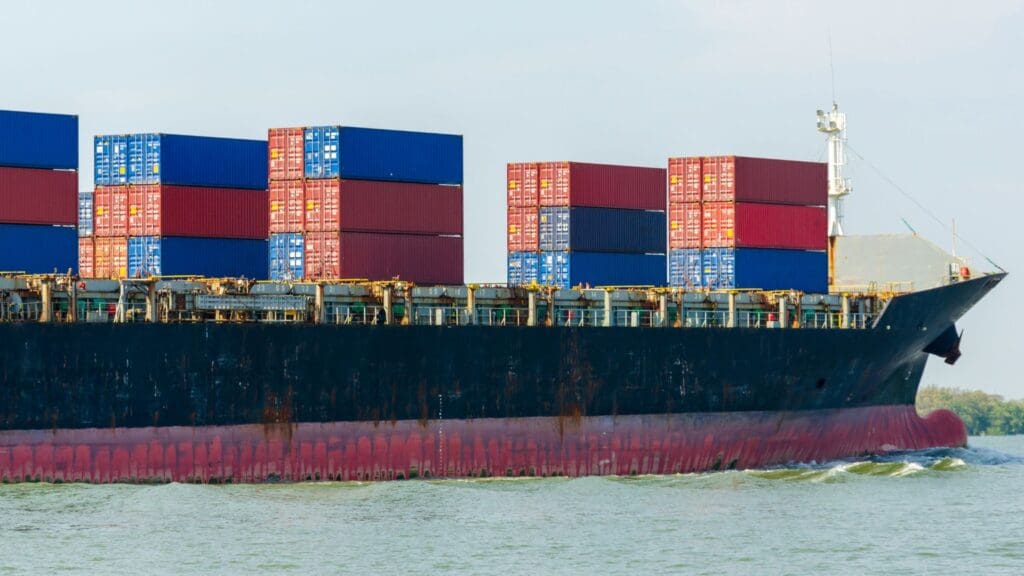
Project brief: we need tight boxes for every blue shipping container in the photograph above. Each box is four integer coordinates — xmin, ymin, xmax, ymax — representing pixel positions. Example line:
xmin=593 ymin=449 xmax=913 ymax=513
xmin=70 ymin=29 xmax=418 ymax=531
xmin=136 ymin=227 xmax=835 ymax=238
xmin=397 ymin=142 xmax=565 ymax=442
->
xmin=668 ymin=249 xmax=702 ymax=288
xmin=701 ymin=247 xmax=827 ymax=293
xmin=507 ymin=252 xmax=540 ymax=286
xmin=0 ymin=223 xmax=76 ymax=273
xmin=303 ymin=126 xmax=462 ymax=184
xmin=78 ymin=192 xmax=93 ymax=237
xmin=269 ymin=233 xmax=305 ymax=281
xmin=127 ymin=236 xmax=268 ymax=279
xmin=539 ymin=251 xmax=666 ymax=289
xmin=0 ymin=109 xmax=78 ymax=170
xmin=94 ymin=135 xmax=129 ymax=185
xmin=113 ymin=133 xmax=267 ymax=189
xmin=539 ymin=207 xmax=665 ymax=253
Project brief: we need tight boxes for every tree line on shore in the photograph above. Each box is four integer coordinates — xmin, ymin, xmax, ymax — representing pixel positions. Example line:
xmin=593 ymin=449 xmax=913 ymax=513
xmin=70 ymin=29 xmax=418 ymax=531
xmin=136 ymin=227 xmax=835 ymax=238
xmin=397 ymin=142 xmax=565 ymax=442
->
xmin=917 ymin=387 xmax=1024 ymax=436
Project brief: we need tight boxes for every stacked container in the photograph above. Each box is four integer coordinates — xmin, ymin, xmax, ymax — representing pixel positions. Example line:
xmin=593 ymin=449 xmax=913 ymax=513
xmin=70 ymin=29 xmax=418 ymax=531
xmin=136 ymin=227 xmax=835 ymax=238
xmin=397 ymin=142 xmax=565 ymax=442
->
xmin=0 ymin=110 xmax=78 ymax=273
xmin=507 ymin=161 xmax=666 ymax=288
xmin=267 ymin=126 xmax=464 ymax=283
xmin=667 ymin=156 xmax=828 ymax=293
xmin=85 ymin=133 xmax=268 ymax=278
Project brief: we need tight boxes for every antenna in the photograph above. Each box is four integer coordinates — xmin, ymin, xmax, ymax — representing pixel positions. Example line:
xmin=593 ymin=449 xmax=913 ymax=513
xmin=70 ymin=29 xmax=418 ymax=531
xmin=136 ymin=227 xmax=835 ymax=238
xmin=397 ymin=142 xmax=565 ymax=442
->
xmin=828 ymin=30 xmax=837 ymax=106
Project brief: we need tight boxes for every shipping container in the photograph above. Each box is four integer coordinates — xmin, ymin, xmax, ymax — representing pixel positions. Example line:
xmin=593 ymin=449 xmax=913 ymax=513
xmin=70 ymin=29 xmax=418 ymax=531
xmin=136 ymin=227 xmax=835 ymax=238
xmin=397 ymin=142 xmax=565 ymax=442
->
xmin=303 ymin=126 xmax=463 ymax=184
xmin=0 ymin=166 xmax=76 ymax=225
xmin=668 ymin=156 xmax=826 ymax=205
xmin=539 ymin=251 xmax=666 ymax=289
xmin=78 ymin=192 xmax=93 ymax=237
xmin=668 ymin=249 xmax=702 ymax=288
xmin=303 ymin=179 xmax=462 ymax=235
xmin=0 ymin=223 xmax=76 ymax=273
xmin=700 ymin=202 xmax=827 ymax=250
xmin=668 ymin=157 xmax=702 ymax=204
xmin=269 ymin=180 xmax=305 ymax=234
xmin=126 ymin=184 xmax=268 ymax=238
xmin=538 ymin=206 xmax=665 ymax=253
xmin=78 ymin=236 xmax=94 ymax=277
xmin=269 ymin=233 xmax=305 ymax=281
xmin=507 ymin=251 xmax=540 ymax=286
xmin=699 ymin=247 xmax=827 ymax=293
xmin=112 ymin=133 xmax=267 ymax=189
xmin=94 ymin=236 xmax=128 ymax=278
xmin=304 ymin=231 xmax=463 ymax=284
xmin=127 ymin=236 xmax=268 ymax=279
xmin=268 ymin=127 xmax=304 ymax=181
xmin=507 ymin=162 xmax=539 ymax=207
xmin=0 ymin=109 xmax=77 ymax=170
xmin=668 ymin=202 xmax=702 ymax=249
xmin=507 ymin=206 xmax=539 ymax=252
xmin=94 ymin=135 xmax=129 ymax=186
xmin=93 ymin=186 xmax=129 ymax=237
xmin=537 ymin=162 xmax=665 ymax=210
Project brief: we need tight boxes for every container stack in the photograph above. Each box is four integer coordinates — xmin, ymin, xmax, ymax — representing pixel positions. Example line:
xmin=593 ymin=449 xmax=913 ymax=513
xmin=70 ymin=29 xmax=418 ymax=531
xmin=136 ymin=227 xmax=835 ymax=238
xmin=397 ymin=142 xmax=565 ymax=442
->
xmin=667 ymin=156 xmax=828 ymax=293
xmin=0 ymin=110 xmax=78 ymax=273
xmin=507 ymin=161 xmax=666 ymax=288
xmin=85 ymin=133 xmax=268 ymax=278
xmin=267 ymin=126 xmax=464 ymax=283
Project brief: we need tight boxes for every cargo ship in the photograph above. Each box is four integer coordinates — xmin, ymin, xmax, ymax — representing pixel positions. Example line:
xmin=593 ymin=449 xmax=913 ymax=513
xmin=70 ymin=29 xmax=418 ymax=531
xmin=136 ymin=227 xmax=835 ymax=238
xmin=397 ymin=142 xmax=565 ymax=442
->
xmin=0 ymin=104 xmax=1006 ymax=483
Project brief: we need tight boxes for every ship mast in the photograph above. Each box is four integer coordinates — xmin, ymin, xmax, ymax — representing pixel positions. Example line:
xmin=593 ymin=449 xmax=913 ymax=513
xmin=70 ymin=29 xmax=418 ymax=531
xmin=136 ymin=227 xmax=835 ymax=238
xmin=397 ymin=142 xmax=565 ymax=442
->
xmin=816 ymin=103 xmax=852 ymax=236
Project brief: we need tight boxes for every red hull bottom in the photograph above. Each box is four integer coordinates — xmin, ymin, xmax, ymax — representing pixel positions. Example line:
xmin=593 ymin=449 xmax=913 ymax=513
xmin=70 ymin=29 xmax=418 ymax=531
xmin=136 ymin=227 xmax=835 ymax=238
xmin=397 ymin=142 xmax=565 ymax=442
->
xmin=0 ymin=406 xmax=966 ymax=483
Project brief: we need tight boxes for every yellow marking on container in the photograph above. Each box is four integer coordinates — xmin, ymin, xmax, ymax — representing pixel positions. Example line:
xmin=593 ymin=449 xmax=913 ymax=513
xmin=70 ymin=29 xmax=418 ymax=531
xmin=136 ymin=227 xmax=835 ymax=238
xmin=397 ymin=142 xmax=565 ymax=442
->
xmin=306 ymin=200 xmax=315 ymax=210
xmin=96 ymin=207 xmax=105 ymax=216
xmin=129 ymin=206 xmax=138 ymax=216
xmin=540 ymin=215 xmax=547 ymax=223
xmin=508 ymin=225 xmax=517 ymax=233
xmin=670 ymin=221 xmax=679 ymax=229
xmin=119 ymin=167 xmax=126 ymax=175
xmin=153 ymin=165 xmax=159 ymax=174
xmin=271 ymin=149 xmax=280 ymax=159
xmin=704 ymin=175 xmax=711 ymax=183
xmin=508 ymin=181 xmax=518 ymax=189
xmin=670 ymin=175 xmax=678 ymax=185
xmin=540 ymin=179 xmax=549 ymax=188
xmin=270 ymin=201 xmax=280 ymax=211
xmin=726 ymin=229 xmax=734 ymax=238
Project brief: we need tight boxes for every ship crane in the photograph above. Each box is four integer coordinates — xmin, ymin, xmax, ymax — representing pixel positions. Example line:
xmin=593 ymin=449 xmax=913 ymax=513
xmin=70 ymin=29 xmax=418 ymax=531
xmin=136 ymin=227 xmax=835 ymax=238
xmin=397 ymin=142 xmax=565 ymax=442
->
xmin=816 ymin=103 xmax=852 ymax=236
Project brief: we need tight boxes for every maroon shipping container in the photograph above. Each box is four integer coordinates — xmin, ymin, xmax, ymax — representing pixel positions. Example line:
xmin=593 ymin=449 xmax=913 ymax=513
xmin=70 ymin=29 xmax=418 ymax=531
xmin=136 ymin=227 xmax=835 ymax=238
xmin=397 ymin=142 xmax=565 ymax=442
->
xmin=78 ymin=237 xmax=94 ymax=278
xmin=668 ymin=202 xmax=702 ymax=249
xmin=269 ymin=180 xmax=304 ymax=233
xmin=537 ymin=162 xmax=665 ymax=210
xmin=669 ymin=156 xmax=826 ymax=205
xmin=507 ymin=206 xmax=539 ymax=252
xmin=126 ymin=185 xmax=267 ymax=239
xmin=268 ymin=127 xmax=304 ymax=181
xmin=305 ymin=231 xmax=463 ymax=284
xmin=507 ymin=162 xmax=539 ymax=208
xmin=0 ymin=166 xmax=76 ymax=225
xmin=701 ymin=202 xmax=827 ymax=250
xmin=304 ymin=179 xmax=462 ymax=235
xmin=94 ymin=186 xmax=128 ymax=237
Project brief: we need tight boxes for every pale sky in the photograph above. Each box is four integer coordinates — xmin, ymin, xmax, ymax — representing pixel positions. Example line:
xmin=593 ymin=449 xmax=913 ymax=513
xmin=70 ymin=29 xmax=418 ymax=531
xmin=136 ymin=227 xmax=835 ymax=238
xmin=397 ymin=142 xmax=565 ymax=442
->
xmin=1 ymin=0 xmax=1021 ymax=396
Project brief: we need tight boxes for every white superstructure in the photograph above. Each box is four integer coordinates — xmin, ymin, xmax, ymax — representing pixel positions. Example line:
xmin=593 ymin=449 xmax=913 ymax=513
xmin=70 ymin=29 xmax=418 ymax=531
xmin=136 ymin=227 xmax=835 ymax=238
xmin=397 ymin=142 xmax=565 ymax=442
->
xmin=816 ymin=104 xmax=852 ymax=236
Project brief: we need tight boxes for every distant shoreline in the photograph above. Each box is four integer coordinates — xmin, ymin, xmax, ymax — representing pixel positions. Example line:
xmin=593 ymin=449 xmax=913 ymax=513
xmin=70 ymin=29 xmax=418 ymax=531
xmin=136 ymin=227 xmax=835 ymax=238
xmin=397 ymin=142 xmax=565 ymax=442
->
xmin=918 ymin=387 xmax=1024 ymax=436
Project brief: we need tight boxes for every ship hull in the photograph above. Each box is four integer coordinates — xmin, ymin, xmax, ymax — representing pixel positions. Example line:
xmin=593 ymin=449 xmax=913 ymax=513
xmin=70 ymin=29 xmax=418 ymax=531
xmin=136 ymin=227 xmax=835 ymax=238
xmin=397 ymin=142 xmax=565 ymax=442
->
xmin=0 ymin=406 xmax=967 ymax=483
xmin=0 ymin=274 xmax=1003 ymax=482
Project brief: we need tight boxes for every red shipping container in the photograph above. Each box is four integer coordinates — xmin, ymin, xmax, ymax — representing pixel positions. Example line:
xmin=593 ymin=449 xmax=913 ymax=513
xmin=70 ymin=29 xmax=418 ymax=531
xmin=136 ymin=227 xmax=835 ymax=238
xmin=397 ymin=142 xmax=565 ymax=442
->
xmin=701 ymin=202 xmax=827 ymax=250
xmin=94 ymin=186 xmax=129 ymax=237
xmin=668 ymin=202 xmax=702 ymax=249
xmin=78 ymin=237 xmax=94 ymax=278
xmin=268 ymin=127 xmax=304 ymax=181
xmin=0 ymin=166 xmax=77 ymax=225
xmin=94 ymin=236 xmax=127 ymax=278
xmin=126 ymin=185 xmax=268 ymax=239
xmin=506 ymin=162 xmax=539 ymax=207
xmin=270 ymin=180 xmax=305 ymax=233
xmin=682 ymin=156 xmax=826 ymax=205
xmin=507 ymin=206 xmax=539 ymax=252
xmin=304 ymin=179 xmax=462 ymax=235
xmin=668 ymin=157 xmax=702 ymax=203
xmin=538 ymin=162 xmax=665 ymax=210
xmin=305 ymin=231 xmax=463 ymax=284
